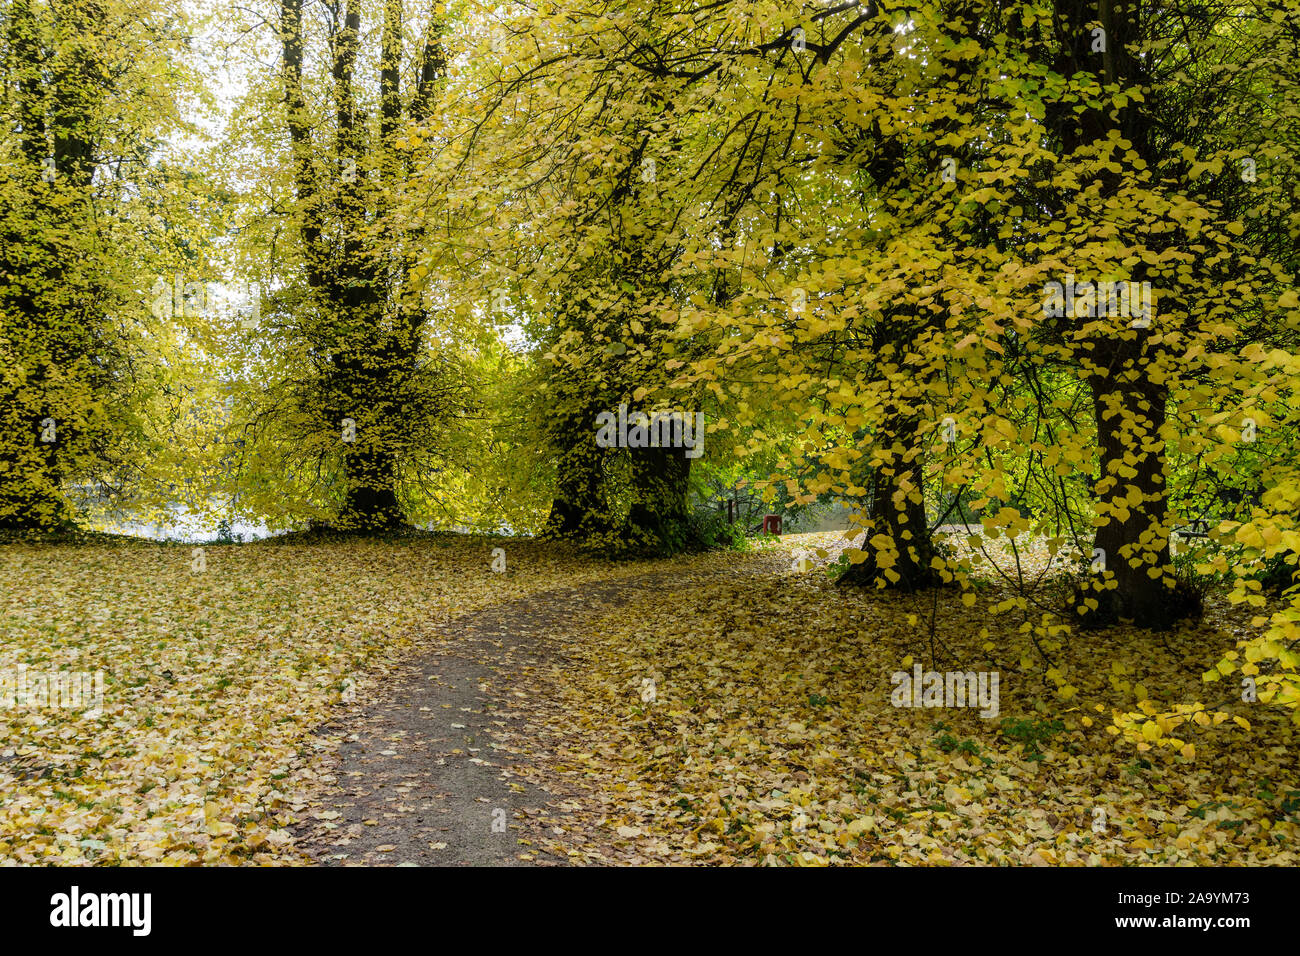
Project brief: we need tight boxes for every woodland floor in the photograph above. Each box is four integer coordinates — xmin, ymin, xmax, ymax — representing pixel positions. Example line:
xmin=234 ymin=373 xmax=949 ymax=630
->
xmin=0 ymin=531 xmax=1296 ymax=865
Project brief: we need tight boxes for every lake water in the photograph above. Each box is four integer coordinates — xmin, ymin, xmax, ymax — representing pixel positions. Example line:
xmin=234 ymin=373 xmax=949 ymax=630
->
xmin=82 ymin=500 xmax=483 ymax=543
xmin=82 ymin=501 xmax=275 ymax=544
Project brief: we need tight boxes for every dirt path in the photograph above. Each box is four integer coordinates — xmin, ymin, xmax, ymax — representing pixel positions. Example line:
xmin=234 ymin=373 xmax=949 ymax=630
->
xmin=294 ymin=574 xmax=671 ymax=866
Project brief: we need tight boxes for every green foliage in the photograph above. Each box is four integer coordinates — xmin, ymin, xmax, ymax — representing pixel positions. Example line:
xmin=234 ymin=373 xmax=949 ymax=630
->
xmin=687 ymin=505 xmax=749 ymax=552
xmin=998 ymin=717 xmax=1065 ymax=761
xmin=1253 ymin=551 xmax=1300 ymax=598
xmin=934 ymin=732 xmax=983 ymax=759
xmin=0 ymin=0 xmax=201 ymax=529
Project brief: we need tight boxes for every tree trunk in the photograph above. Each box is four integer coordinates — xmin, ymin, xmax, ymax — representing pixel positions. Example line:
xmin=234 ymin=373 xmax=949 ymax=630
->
xmin=279 ymin=0 xmax=451 ymax=533
xmin=1081 ymin=369 xmax=1193 ymax=629
xmin=840 ymin=418 xmax=938 ymax=591
xmin=338 ymin=445 xmax=404 ymax=531
xmin=544 ymin=401 xmax=613 ymax=538
xmin=0 ymin=0 xmax=104 ymax=531
xmin=0 ymin=435 xmax=76 ymax=530
xmin=625 ymin=443 xmax=692 ymax=553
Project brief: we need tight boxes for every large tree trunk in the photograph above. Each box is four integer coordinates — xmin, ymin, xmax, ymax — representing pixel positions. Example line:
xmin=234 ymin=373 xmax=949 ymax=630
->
xmin=0 ymin=434 xmax=76 ymax=530
xmin=280 ymin=0 xmax=450 ymax=533
xmin=1081 ymin=366 xmax=1192 ymax=629
xmin=545 ymin=458 xmax=609 ymax=537
xmin=839 ymin=418 xmax=938 ymax=591
xmin=544 ymin=400 xmax=613 ymax=538
xmin=625 ymin=443 xmax=692 ymax=553
xmin=1036 ymin=0 xmax=1192 ymax=630
xmin=0 ymin=0 xmax=104 ymax=531
xmin=339 ymin=445 xmax=403 ymax=531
